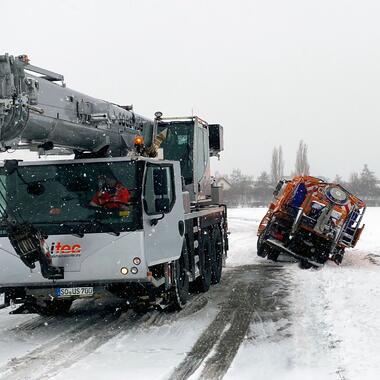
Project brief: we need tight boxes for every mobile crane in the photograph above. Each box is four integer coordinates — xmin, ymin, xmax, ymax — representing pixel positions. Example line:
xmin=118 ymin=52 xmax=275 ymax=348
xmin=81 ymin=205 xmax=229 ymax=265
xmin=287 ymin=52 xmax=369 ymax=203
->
xmin=0 ymin=54 xmax=228 ymax=314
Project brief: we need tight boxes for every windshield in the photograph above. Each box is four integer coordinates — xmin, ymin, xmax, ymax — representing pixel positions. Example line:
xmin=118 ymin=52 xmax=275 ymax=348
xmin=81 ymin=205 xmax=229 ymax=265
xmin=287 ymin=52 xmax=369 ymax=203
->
xmin=158 ymin=122 xmax=193 ymax=185
xmin=0 ymin=160 xmax=144 ymax=236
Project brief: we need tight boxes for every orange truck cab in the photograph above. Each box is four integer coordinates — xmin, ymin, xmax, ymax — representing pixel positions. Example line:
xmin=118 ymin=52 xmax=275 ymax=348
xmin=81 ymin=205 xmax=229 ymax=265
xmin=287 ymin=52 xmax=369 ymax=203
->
xmin=257 ymin=176 xmax=366 ymax=268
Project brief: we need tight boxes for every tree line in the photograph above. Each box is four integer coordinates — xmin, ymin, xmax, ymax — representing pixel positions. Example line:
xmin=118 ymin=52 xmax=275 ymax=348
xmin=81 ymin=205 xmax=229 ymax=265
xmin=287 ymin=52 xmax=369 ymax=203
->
xmin=221 ymin=141 xmax=380 ymax=207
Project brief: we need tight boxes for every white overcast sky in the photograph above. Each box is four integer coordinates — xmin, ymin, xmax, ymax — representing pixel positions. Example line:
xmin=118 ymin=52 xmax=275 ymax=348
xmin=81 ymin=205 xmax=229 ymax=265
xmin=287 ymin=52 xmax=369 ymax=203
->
xmin=2 ymin=0 xmax=380 ymax=179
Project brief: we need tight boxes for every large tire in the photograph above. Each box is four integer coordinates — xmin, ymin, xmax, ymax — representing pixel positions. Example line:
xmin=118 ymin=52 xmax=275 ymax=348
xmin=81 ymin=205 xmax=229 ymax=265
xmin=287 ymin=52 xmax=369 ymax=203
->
xmin=317 ymin=251 xmax=330 ymax=265
xmin=299 ymin=260 xmax=313 ymax=269
xmin=267 ymin=251 xmax=279 ymax=262
xmin=194 ymin=231 xmax=212 ymax=292
xmin=211 ymin=226 xmax=223 ymax=284
xmin=257 ymin=229 xmax=272 ymax=258
xmin=169 ymin=242 xmax=190 ymax=310
xmin=331 ymin=249 xmax=344 ymax=265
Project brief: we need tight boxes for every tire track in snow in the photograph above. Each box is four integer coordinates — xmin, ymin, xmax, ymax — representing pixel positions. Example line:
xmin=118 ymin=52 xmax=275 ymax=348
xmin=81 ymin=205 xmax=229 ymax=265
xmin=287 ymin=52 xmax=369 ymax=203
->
xmin=168 ymin=265 xmax=286 ymax=380
xmin=0 ymin=294 xmax=208 ymax=380
xmin=8 ymin=315 xmax=57 ymax=333
xmin=0 ymin=310 xmax=133 ymax=380
xmin=363 ymin=253 xmax=380 ymax=266
xmin=200 ymin=265 xmax=289 ymax=380
xmin=168 ymin=282 xmax=251 ymax=380
xmin=199 ymin=283 xmax=257 ymax=380
xmin=6 ymin=298 xmax=122 ymax=334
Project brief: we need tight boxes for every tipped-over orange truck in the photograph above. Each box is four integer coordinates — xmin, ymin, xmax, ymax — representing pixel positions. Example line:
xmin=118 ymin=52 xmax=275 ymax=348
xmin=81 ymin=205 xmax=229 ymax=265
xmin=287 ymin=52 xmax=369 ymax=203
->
xmin=257 ymin=176 xmax=366 ymax=268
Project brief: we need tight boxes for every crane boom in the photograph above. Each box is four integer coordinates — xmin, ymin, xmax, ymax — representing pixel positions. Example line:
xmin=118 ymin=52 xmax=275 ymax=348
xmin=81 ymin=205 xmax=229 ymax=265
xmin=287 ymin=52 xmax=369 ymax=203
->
xmin=0 ymin=54 xmax=154 ymax=156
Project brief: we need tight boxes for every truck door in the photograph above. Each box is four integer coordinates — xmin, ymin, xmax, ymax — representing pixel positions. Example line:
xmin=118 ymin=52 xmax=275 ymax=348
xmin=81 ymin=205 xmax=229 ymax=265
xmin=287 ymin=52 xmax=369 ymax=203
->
xmin=143 ymin=162 xmax=184 ymax=266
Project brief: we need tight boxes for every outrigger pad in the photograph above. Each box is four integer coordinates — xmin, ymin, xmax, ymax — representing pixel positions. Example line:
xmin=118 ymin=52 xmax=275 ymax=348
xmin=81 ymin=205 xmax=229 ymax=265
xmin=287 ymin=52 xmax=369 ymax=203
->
xmin=6 ymin=222 xmax=64 ymax=280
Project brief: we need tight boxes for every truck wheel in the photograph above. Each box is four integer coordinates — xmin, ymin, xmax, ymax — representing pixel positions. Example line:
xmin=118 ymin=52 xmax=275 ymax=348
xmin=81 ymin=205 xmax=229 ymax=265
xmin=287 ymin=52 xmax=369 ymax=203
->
xmin=316 ymin=251 xmax=329 ymax=265
xmin=194 ymin=232 xmax=212 ymax=292
xmin=299 ymin=260 xmax=312 ymax=269
xmin=169 ymin=243 xmax=190 ymax=310
xmin=257 ymin=231 xmax=271 ymax=258
xmin=211 ymin=227 xmax=223 ymax=284
xmin=331 ymin=249 xmax=344 ymax=265
xmin=132 ymin=302 xmax=150 ymax=314
xmin=267 ymin=251 xmax=279 ymax=262
xmin=257 ymin=233 xmax=266 ymax=257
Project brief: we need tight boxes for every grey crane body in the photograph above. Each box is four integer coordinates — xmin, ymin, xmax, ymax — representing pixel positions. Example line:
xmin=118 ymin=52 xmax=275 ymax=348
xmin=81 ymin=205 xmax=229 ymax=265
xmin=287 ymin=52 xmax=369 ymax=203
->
xmin=0 ymin=54 xmax=154 ymax=156
xmin=0 ymin=54 xmax=228 ymax=314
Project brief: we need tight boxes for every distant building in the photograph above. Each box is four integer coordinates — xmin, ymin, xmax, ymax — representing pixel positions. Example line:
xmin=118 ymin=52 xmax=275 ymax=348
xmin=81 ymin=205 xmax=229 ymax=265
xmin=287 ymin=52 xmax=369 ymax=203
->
xmin=215 ymin=177 xmax=232 ymax=191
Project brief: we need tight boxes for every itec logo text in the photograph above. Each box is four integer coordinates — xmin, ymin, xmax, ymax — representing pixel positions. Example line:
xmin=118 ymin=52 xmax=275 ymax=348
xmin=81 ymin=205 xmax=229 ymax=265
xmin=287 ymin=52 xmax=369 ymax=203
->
xmin=50 ymin=242 xmax=81 ymax=256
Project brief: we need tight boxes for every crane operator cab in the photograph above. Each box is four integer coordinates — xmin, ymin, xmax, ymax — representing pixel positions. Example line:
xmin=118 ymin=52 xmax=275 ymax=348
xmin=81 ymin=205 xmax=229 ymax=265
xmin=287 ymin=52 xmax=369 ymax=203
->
xmin=156 ymin=116 xmax=224 ymax=205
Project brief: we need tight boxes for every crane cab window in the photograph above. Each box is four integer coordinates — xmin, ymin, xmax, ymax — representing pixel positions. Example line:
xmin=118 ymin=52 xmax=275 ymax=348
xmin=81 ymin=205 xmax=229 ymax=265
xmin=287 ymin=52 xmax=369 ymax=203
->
xmin=195 ymin=126 xmax=209 ymax=182
xmin=157 ymin=123 xmax=193 ymax=185
xmin=144 ymin=164 xmax=175 ymax=215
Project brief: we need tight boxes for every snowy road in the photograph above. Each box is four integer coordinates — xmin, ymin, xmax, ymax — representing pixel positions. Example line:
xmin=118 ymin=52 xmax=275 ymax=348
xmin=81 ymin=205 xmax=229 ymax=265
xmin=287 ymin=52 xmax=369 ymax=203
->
xmin=0 ymin=208 xmax=380 ymax=380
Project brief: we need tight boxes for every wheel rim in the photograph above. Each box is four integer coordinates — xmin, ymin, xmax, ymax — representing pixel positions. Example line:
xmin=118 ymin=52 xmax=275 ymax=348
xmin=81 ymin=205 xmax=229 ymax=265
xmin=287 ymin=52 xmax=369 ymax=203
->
xmin=204 ymin=243 xmax=211 ymax=277
xmin=178 ymin=263 xmax=187 ymax=291
xmin=212 ymin=228 xmax=223 ymax=283
xmin=172 ymin=243 xmax=189 ymax=308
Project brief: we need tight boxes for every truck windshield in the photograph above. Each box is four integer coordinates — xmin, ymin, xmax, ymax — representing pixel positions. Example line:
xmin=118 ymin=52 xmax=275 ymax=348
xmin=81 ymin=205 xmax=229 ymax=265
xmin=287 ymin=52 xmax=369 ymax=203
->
xmin=158 ymin=122 xmax=193 ymax=185
xmin=0 ymin=160 xmax=144 ymax=236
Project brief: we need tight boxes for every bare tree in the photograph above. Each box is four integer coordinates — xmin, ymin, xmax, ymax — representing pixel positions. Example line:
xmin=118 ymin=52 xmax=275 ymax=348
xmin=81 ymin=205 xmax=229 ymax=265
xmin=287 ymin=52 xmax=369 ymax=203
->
xmin=360 ymin=164 xmax=378 ymax=199
xmin=271 ymin=145 xmax=285 ymax=184
xmin=294 ymin=140 xmax=310 ymax=176
xmin=253 ymin=171 xmax=273 ymax=204
xmin=347 ymin=172 xmax=361 ymax=194
xmin=226 ymin=168 xmax=254 ymax=206
xmin=346 ymin=165 xmax=380 ymax=205
xmin=271 ymin=147 xmax=279 ymax=184
xmin=278 ymin=145 xmax=284 ymax=179
xmin=334 ymin=174 xmax=343 ymax=184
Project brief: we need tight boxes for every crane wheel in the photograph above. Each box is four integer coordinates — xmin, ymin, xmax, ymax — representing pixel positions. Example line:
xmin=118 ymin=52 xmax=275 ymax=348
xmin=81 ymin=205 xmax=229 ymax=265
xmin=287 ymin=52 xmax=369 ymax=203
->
xmin=211 ymin=226 xmax=223 ymax=284
xmin=194 ymin=231 xmax=212 ymax=292
xmin=168 ymin=242 xmax=190 ymax=310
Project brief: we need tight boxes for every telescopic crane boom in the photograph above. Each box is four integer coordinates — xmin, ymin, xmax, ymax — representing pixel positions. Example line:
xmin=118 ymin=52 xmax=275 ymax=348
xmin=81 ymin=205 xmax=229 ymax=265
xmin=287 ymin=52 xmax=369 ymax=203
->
xmin=0 ymin=54 xmax=154 ymax=157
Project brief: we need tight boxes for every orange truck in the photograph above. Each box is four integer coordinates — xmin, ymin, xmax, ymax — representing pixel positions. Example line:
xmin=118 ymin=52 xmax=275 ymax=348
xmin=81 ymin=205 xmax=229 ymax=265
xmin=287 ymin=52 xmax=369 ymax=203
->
xmin=257 ymin=176 xmax=366 ymax=268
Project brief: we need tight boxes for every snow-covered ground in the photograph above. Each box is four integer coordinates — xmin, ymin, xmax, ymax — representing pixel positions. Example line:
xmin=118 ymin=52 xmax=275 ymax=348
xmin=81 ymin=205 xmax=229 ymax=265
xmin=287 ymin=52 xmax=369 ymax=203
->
xmin=226 ymin=207 xmax=380 ymax=380
xmin=0 ymin=207 xmax=379 ymax=379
